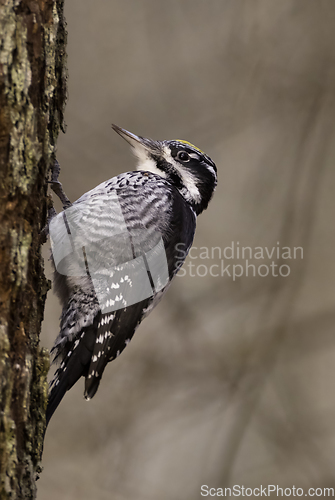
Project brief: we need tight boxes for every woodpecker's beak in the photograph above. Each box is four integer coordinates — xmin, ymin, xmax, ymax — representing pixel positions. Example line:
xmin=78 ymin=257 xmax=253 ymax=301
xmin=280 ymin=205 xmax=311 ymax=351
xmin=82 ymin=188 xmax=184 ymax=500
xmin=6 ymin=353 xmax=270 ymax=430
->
xmin=112 ymin=124 xmax=160 ymax=154
xmin=112 ymin=124 xmax=142 ymax=147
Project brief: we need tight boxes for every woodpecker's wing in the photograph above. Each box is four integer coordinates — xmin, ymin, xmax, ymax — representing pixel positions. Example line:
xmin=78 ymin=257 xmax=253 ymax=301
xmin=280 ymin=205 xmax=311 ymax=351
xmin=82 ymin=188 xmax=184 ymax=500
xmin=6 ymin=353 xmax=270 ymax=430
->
xmin=84 ymin=296 xmax=157 ymax=399
xmin=83 ymin=181 xmax=196 ymax=398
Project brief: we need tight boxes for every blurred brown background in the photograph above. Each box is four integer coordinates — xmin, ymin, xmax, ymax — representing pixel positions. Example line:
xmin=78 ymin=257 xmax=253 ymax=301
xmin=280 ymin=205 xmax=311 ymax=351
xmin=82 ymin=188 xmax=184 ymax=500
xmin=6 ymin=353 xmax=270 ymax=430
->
xmin=39 ymin=1 xmax=335 ymax=499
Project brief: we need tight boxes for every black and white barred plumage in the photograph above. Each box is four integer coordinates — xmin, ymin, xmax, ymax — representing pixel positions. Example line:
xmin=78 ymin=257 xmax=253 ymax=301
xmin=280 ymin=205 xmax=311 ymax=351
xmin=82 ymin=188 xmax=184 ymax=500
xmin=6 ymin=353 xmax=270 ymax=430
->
xmin=46 ymin=125 xmax=217 ymax=425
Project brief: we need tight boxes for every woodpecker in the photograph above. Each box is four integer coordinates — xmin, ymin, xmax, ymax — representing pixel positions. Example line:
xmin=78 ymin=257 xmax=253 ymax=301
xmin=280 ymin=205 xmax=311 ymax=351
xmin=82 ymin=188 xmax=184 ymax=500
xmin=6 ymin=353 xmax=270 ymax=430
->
xmin=46 ymin=125 xmax=217 ymax=426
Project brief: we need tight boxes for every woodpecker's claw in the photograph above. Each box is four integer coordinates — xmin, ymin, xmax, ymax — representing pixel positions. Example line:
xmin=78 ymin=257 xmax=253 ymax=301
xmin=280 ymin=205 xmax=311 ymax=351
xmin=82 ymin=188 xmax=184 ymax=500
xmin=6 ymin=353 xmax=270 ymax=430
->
xmin=49 ymin=160 xmax=72 ymax=209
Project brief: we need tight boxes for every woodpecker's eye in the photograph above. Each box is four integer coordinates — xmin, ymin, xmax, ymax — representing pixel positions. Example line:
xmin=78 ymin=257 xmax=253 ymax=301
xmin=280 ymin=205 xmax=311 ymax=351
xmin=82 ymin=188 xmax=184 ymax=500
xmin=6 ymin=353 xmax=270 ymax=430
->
xmin=177 ymin=151 xmax=190 ymax=162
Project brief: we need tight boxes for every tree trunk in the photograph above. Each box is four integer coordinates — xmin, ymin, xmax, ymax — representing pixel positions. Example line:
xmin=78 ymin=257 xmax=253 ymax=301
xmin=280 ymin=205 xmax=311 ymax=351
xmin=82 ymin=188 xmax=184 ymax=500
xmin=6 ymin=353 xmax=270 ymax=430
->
xmin=0 ymin=1 xmax=67 ymax=498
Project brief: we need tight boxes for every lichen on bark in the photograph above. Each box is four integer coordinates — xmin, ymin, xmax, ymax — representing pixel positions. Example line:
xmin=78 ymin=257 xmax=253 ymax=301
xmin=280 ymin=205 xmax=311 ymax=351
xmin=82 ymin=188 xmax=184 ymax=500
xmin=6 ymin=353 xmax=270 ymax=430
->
xmin=0 ymin=1 xmax=67 ymax=498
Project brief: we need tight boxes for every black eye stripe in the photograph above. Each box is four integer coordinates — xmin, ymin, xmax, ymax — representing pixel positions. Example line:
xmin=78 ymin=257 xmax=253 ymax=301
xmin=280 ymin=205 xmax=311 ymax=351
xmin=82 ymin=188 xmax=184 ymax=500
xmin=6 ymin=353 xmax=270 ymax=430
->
xmin=164 ymin=141 xmax=217 ymax=175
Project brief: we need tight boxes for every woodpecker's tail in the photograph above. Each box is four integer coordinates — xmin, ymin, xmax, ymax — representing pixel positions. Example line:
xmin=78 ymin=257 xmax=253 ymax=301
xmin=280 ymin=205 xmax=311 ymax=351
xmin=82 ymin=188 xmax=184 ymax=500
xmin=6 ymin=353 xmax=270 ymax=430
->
xmin=46 ymin=370 xmax=74 ymax=426
xmin=46 ymin=317 xmax=100 ymax=427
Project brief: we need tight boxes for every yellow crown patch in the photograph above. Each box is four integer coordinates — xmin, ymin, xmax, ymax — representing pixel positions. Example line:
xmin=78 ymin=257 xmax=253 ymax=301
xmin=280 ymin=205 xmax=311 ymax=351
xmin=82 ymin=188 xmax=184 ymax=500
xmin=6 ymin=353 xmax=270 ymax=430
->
xmin=176 ymin=140 xmax=205 ymax=154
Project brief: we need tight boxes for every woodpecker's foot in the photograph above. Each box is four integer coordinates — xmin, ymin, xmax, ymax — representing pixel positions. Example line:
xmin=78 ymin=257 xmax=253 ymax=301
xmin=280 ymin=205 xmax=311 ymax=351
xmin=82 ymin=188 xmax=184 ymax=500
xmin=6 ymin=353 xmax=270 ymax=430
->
xmin=49 ymin=159 xmax=72 ymax=209
xmin=40 ymin=224 xmax=48 ymax=244
xmin=40 ymin=196 xmax=57 ymax=243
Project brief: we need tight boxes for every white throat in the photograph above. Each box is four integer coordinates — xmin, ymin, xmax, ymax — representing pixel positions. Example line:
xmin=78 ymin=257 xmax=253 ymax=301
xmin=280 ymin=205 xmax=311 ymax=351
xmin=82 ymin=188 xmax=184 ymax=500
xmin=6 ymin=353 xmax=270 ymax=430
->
xmin=133 ymin=145 xmax=167 ymax=178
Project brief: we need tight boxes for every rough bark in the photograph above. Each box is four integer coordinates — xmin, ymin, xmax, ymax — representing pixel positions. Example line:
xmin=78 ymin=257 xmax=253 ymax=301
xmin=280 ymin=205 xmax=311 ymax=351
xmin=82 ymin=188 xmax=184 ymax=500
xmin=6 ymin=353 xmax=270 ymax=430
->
xmin=0 ymin=1 xmax=67 ymax=498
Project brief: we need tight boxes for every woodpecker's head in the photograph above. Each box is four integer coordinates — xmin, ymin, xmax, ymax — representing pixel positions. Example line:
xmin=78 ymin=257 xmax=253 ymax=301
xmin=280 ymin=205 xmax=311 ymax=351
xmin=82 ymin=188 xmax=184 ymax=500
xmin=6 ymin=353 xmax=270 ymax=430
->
xmin=112 ymin=124 xmax=217 ymax=215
